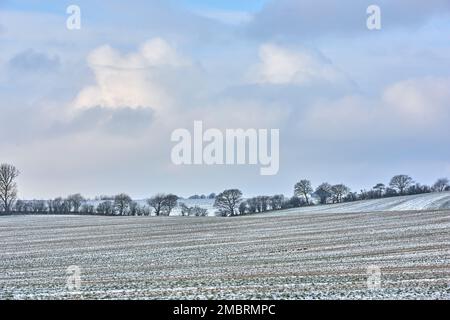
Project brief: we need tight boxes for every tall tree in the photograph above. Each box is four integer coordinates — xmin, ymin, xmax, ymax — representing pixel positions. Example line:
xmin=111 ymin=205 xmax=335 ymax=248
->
xmin=0 ymin=164 xmax=20 ymax=213
xmin=214 ymin=189 xmax=243 ymax=217
xmin=389 ymin=175 xmax=413 ymax=194
xmin=294 ymin=180 xmax=313 ymax=204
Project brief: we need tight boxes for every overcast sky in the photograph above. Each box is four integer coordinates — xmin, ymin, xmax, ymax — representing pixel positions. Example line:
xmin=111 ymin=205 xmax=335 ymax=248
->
xmin=1 ymin=0 xmax=450 ymax=199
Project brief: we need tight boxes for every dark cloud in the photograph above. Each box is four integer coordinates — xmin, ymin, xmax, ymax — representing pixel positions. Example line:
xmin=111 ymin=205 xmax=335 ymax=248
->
xmin=8 ymin=49 xmax=60 ymax=72
xmin=247 ymin=0 xmax=450 ymax=39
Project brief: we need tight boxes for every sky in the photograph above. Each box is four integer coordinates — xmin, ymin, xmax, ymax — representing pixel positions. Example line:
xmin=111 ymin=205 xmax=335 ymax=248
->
xmin=1 ymin=0 xmax=450 ymax=199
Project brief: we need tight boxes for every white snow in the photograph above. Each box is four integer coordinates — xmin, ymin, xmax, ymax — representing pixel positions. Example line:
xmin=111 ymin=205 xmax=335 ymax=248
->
xmin=0 ymin=203 xmax=449 ymax=300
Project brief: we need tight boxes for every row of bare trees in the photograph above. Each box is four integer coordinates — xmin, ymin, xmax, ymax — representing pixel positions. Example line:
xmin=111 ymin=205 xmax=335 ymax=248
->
xmin=213 ymin=175 xmax=450 ymax=217
xmin=292 ymin=175 xmax=450 ymax=206
xmin=2 ymin=162 xmax=450 ymax=217
xmin=12 ymin=193 xmax=180 ymax=216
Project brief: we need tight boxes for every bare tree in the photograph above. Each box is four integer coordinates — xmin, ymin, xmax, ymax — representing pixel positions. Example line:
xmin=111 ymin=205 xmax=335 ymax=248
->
xmin=314 ymin=183 xmax=332 ymax=204
xmin=191 ymin=206 xmax=208 ymax=217
xmin=239 ymin=202 xmax=247 ymax=215
xmin=373 ymin=183 xmax=385 ymax=198
xmin=30 ymin=200 xmax=47 ymax=213
xmin=67 ymin=194 xmax=85 ymax=212
xmin=97 ymin=201 xmax=114 ymax=215
xmin=389 ymin=175 xmax=413 ymax=195
xmin=14 ymin=199 xmax=26 ymax=212
xmin=270 ymin=194 xmax=284 ymax=210
xmin=294 ymin=180 xmax=313 ymax=204
xmin=214 ymin=189 xmax=243 ymax=217
xmin=147 ymin=194 xmax=179 ymax=216
xmin=331 ymin=184 xmax=350 ymax=203
xmin=163 ymin=194 xmax=179 ymax=216
xmin=47 ymin=197 xmax=70 ymax=214
xmin=180 ymin=203 xmax=208 ymax=216
xmin=128 ymin=201 xmax=139 ymax=216
xmin=246 ymin=197 xmax=258 ymax=213
xmin=0 ymin=164 xmax=20 ymax=213
xmin=80 ymin=203 xmax=95 ymax=214
xmin=180 ymin=203 xmax=190 ymax=216
xmin=147 ymin=194 xmax=166 ymax=216
xmin=433 ymin=178 xmax=449 ymax=192
xmin=258 ymin=196 xmax=271 ymax=212
xmin=114 ymin=193 xmax=132 ymax=215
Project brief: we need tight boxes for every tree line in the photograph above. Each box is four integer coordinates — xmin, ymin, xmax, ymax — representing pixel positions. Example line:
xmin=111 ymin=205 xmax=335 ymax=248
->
xmin=214 ymin=175 xmax=450 ymax=216
xmin=1 ymin=163 xmax=449 ymax=216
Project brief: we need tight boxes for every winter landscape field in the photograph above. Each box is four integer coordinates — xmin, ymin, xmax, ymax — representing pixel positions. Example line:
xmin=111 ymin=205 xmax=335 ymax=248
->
xmin=180 ymin=191 xmax=450 ymax=216
xmin=1 ymin=193 xmax=449 ymax=300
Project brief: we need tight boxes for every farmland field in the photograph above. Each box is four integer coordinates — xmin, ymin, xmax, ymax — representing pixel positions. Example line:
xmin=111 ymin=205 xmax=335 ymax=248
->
xmin=1 ymin=206 xmax=449 ymax=299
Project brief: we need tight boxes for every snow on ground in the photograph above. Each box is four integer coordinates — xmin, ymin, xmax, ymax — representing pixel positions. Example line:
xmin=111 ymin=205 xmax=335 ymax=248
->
xmin=0 ymin=207 xmax=449 ymax=299
xmin=251 ymin=192 xmax=450 ymax=217
xmin=86 ymin=192 xmax=450 ymax=217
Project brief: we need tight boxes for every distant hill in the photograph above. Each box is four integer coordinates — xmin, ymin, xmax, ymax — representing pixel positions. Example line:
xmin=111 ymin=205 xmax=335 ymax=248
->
xmin=262 ymin=192 xmax=450 ymax=217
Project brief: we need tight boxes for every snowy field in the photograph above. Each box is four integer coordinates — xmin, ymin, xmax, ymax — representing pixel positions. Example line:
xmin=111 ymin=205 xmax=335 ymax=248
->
xmin=84 ymin=192 xmax=450 ymax=217
xmin=264 ymin=191 xmax=450 ymax=217
xmin=0 ymin=207 xmax=449 ymax=299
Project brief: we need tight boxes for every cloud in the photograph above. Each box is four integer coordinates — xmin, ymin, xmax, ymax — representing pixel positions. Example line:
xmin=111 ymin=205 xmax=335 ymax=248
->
xmin=382 ymin=77 xmax=450 ymax=125
xmin=8 ymin=49 xmax=60 ymax=72
xmin=1 ymin=1 xmax=449 ymax=198
xmin=248 ymin=0 xmax=450 ymax=39
xmin=193 ymin=9 xmax=254 ymax=26
xmin=248 ymin=43 xmax=348 ymax=86
xmin=301 ymin=76 xmax=450 ymax=141
xmin=73 ymin=38 xmax=190 ymax=111
xmin=51 ymin=106 xmax=155 ymax=137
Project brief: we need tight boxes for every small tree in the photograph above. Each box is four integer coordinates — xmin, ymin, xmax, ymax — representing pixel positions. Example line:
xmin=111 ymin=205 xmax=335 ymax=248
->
xmin=239 ymin=202 xmax=247 ymax=215
xmin=0 ymin=163 xmax=20 ymax=213
xmin=294 ymin=180 xmax=313 ymax=204
xmin=97 ymin=201 xmax=114 ymax=215
xmin=389 ymin=175 xmax=413 ymax=195
xmin=114 ymin=193 xmax=132 ymax=215
xmin=258 ymin=196 xmax=271 ymax=212
xmin=214 ymin=189 xmax=243 ymax=217
xmin=147 ymin=194 xmax=179 ymax=216
xmin=433 ymin=178 xmax=449 ymax=192
xmin=331 ymin=184 xmax=350 ymax=203
xmin=191 ymin=206 xmax=208 ymax=217
xmin=314 ymin=183 xmax=332 ymax=204
xmin=270 ymin=195 xmax=284 ymax=210
xmin=128 ymin=201 xmax=139 ymax=216
xmin=163 ymin=194 xmax=179 ymax=216
xmin=67 ymin=194 xmax=85 ymax=212
xmin=246 ymin=198 xmax=258 ymax=213
xmin=372 ymin=183 xmax=385 ymax=198
xmin=80 ymin=203 xmax=95 ymax=214
xmin=180 ymin=203 xmax=190 ymax=216
xmin=30 ymin=200 xmax=47 ymax=213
